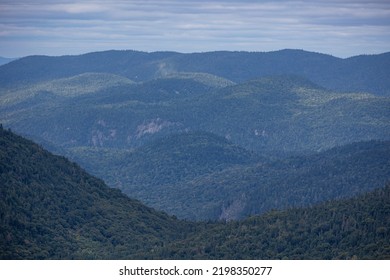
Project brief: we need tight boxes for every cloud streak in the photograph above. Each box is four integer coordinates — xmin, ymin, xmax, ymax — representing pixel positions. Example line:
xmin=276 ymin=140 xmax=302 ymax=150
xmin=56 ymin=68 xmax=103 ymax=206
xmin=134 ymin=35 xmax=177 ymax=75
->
xmin=0 ymin=0 xmax=389 ymax=57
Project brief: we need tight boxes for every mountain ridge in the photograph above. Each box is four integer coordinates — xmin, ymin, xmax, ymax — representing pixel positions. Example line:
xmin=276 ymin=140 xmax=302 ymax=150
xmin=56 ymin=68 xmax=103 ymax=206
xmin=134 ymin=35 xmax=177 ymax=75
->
xmin=1 ymin=49 xmax=389 ymax=95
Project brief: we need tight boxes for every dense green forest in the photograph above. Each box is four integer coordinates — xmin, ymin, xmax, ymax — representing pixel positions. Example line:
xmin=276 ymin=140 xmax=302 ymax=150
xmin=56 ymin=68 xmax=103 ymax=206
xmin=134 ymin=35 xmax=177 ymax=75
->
xmin=150 ymin=185 xmax=390 ymax=259
xmin=66 ymin=132 xmax=390 ymax=220
xmin=1 ymin=127 xmax=389 ymax=259
xmin=1 ymin=74 xmax=389 ymax=153
xmin=0 ymin=127 xmax=195 ymax=259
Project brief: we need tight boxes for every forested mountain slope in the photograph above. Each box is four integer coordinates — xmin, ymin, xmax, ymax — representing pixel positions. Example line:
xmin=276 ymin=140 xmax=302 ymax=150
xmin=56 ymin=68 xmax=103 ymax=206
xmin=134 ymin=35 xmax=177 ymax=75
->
xmin=151 ymin=185 xmax=390 ymax=259
xmin=1 ymin=128 xmax=389 ymax=260
xmin=68 ymin=132 xmax=390 ymax=220
xmin=0 ymin=126 xmax=192 ymax=259
xmin=1 ymin=74 xmax=389 ymax=154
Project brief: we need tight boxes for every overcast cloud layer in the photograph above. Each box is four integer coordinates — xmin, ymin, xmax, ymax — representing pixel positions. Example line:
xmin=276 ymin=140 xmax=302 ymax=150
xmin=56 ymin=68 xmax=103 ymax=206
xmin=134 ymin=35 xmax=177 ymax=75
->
xmin=0 ymin=0 xmax=389 ymax=58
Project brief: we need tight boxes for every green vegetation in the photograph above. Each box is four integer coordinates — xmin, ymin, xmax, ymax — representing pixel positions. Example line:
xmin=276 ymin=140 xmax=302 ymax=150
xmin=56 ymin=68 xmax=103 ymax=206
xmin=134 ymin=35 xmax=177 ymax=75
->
xmin=0 ymin=50 xmax=389 ymax=258
xmin=1 ymin=74 xmax=389 ymax=153
xmin=0 ymin=127 xmax=193 ymax=259
xmin=67 ymin=132 xmax=390 ymax=220
xmin=1 ymin=127 xmax=389 ymax=259
xmin=151 ymin=185 xmax=390 ymax=259
xmin=1 ymin=61 xmax=389 ymax=221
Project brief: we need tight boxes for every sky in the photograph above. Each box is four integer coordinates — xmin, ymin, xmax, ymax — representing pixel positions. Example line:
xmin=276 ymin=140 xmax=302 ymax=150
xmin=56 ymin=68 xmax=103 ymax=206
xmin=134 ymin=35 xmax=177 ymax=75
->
xmin=0 ymin=0 xmax=389 ymax=58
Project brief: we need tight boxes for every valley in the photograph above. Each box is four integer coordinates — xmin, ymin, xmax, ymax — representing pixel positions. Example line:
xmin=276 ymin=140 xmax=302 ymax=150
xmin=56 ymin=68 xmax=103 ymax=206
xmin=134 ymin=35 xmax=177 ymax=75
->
xmin=0 ymin=49 xmax=389 ymax=259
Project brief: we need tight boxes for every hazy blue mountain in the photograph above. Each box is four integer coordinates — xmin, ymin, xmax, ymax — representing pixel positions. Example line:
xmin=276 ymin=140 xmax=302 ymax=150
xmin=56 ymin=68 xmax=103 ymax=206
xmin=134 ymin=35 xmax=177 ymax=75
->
xmin=0 ymin=49 xmax=389 ymax=95
xmin=66 ymin=131 xmax=390 ymax=220
xmin=1 ymin=74 xmax=388 ymax=154
xmin=0 ymin=56 xmax=15 ymax=66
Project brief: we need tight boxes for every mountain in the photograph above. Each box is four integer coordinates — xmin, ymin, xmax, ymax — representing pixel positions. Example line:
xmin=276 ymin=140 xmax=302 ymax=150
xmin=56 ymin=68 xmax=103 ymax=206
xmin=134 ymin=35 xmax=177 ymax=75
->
xmin=0 ymin=51 xmax=177 ymax=88
xmin=186 ymin=76 xmax=390 ymax=152
xmin=168 ymin=50 xmax=390 ymax=96
xmin=0 ymin=56 xmax=15 ymax=66
xmin=0 ymin=49 xmax=389 ymax=223
xmin=66 ymin=133 xmax=390 ymax=220
xmin=1 ymin=127 xmax=389 ymax=260
xmin=66 ymin=131 xmax=260 ymax=219
xmin=1 ymin=74 xmax=389 ymax=154
xmin=177 ymin=139 xmax=390 ymax=220
xmin=1 ymin=70 xmax=389 ymax=221
xmin=0 ymin=126 xmax=192 ymax=259
xmin=150 ymin=185 xmax=390 ymax=259
xmin=0 ymin=49 xmax=389 ymax=95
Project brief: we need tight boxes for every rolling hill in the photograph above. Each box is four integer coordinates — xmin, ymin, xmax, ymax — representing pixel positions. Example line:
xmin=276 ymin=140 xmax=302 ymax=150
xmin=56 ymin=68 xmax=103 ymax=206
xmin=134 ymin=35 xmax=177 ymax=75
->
xmin=1 ymin=74 xmax=389 ymax=154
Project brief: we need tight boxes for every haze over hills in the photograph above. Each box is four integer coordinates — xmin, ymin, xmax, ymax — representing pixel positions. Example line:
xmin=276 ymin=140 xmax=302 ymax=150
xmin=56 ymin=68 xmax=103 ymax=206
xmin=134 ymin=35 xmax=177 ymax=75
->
xmin=1 ymin=72 xmax=389 ymax=153
xmin=0 ymin=49 xmax=389 ymax=222
xmin=1 ymin=48 xmax=389 ymax=259
xmin=0 ymin=49 xmax=389 ymax=95
xmin=1 ymin=127 xmax=389 ymax=259
xmin=67 ymin=133 xmax=390 ymax=220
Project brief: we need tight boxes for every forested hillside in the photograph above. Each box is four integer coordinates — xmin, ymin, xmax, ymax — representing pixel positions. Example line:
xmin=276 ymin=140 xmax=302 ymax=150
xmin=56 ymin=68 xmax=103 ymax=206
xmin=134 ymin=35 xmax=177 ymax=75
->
xmin=0 ymin=126 xmax=193 ymax=259
xmin=1 ymin=127 xmax=389 ymax=259
xmin=1 ymin=74 xmax=389 ymax=154
xmin=151 ymin=185 xmax=390 ymax=260
xmin=67 ymin=133 xmax=390 ymax=220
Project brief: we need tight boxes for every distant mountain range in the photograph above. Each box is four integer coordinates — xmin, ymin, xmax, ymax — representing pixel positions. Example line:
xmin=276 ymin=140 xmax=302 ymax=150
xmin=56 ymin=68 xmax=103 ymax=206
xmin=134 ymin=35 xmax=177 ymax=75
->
xmin=1 ymin=127 xmax=389 ymax=259
xmin=0 ymin=49 xmax=389 ymax=223
xmin=0 ymin=49 xmax=389 ymax=95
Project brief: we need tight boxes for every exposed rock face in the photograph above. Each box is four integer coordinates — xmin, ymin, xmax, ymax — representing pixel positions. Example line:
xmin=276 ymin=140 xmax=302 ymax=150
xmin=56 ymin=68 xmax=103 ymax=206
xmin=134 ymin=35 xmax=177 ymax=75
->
xmin=219 ymin=194 xmax=247 ymax=221
xmin=136 ymin=118 xmax=177 ymax=139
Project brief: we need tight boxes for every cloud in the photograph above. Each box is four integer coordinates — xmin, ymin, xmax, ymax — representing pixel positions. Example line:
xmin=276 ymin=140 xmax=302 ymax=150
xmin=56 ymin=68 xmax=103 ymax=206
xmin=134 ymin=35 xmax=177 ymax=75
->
xmin=0 ymin=0 xmax=389 ymax=57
